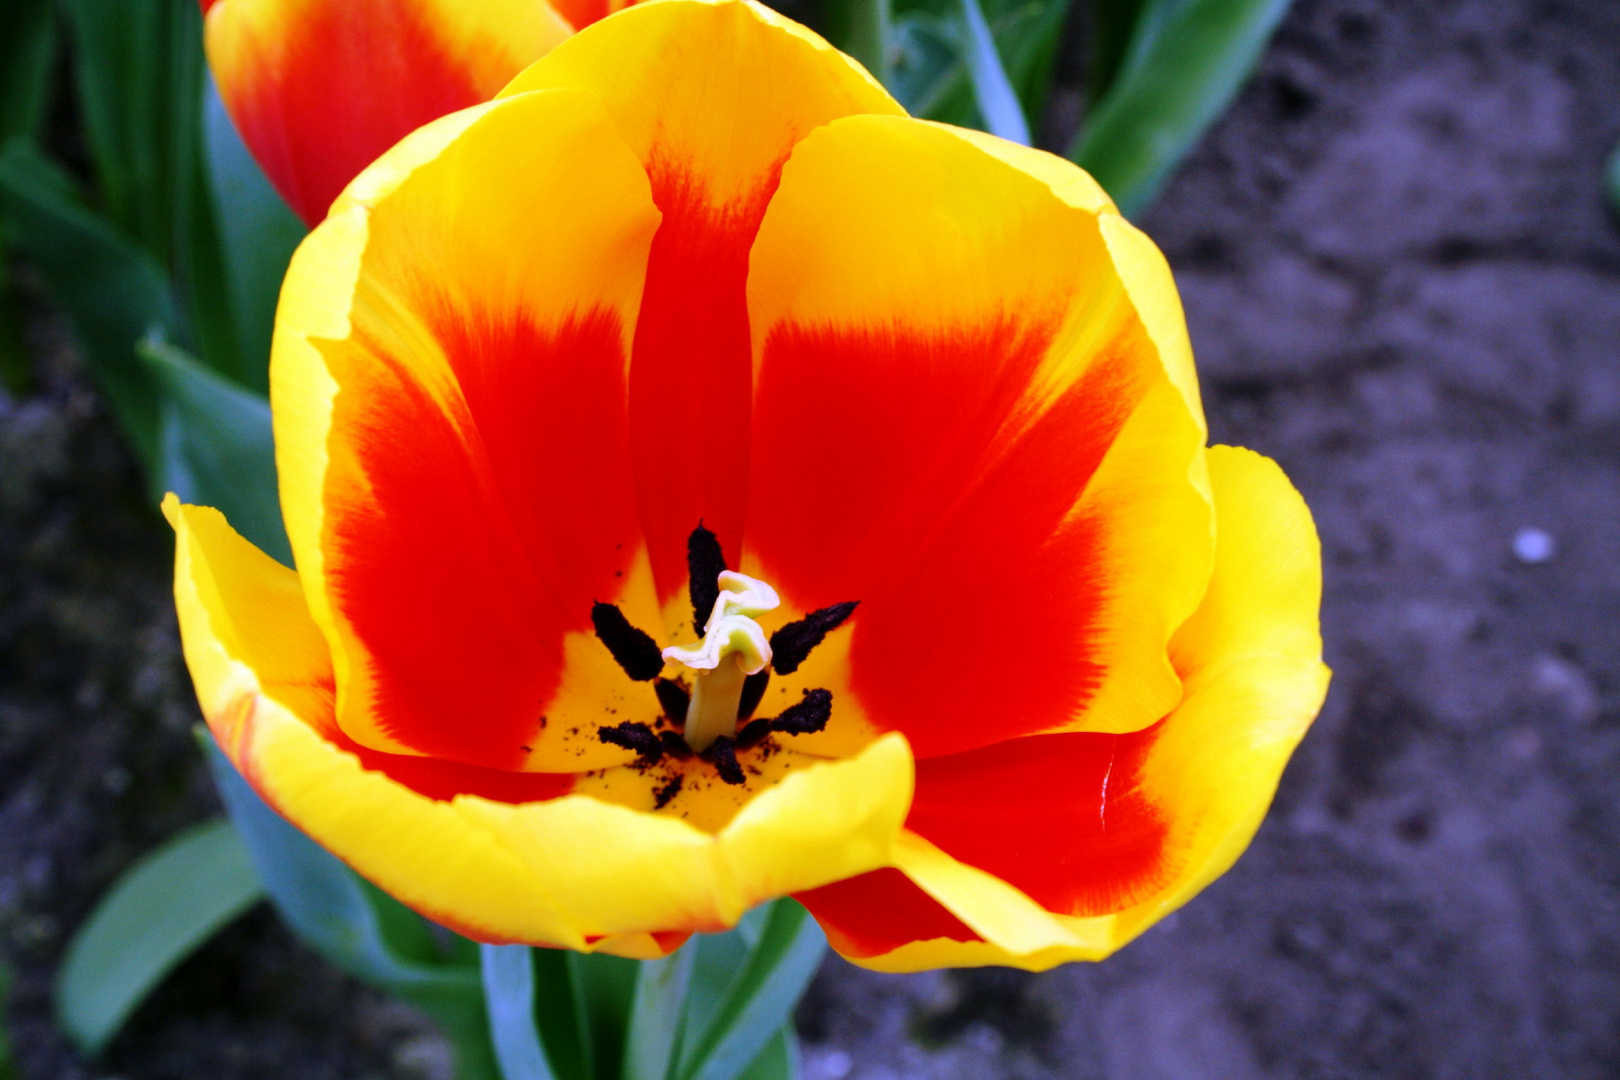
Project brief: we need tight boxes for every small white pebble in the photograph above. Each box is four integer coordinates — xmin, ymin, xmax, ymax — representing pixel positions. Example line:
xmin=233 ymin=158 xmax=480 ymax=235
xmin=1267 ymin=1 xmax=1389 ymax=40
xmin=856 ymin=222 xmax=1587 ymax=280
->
xmin=1512 ymin=528 xmax=1556 ymax=564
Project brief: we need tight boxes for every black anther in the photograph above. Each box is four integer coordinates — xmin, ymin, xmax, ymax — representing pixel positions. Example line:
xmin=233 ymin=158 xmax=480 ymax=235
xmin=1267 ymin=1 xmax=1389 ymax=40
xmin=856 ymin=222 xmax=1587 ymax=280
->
xmin=770 ymin=688 xmax=833 ymax=736
xmin=769 ymin=602 xmax=859 ymax=675
xmin=687 ymin=523 xmax=727 ymax=636
xmin=655 ymin=678 xmax=691 ymax=722
xmin=591 ymin=603 xmax=664 ymax=681
xmin=738 ymin=670 xmax=770 ymax=720
xmin=659 ymin=730 xmax=692 ymax=758
xmin=598 ymin=722 xmax=663 ymax=763
xmin=736 ymin=718 xmax=772 ymax=748
xmin=703 ymin=736 xmax=746 ymax=785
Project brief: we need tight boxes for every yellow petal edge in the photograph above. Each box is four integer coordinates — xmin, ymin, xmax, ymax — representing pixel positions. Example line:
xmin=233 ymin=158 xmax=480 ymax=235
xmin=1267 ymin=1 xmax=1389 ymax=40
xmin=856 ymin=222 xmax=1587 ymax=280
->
xmin=845 ymin=446 xmax=1330 ymax=972
xmin=165 ymin=495 xmax=915 ymax=952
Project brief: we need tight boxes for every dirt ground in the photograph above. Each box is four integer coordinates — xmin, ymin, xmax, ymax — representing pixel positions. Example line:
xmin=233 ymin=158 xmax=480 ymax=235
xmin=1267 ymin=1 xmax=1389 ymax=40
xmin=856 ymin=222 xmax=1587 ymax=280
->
xmin=3 ymin=0 xmax=1618 ymax=1077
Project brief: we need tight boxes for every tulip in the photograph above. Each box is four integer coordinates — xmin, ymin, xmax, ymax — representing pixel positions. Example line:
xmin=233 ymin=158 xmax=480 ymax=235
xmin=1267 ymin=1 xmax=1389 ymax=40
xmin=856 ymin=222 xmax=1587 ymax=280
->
xmin=168 ymin=0 xmax=1329 ymax=970
xmin=200 ymin=0 xmax=603 ymax=225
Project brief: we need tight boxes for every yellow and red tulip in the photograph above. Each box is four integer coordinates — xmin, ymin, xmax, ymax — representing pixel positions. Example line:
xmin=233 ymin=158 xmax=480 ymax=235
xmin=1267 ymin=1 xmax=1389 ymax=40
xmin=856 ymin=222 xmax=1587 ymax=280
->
xmin=167 ymin=0 xmax=1329 ymax=970
xmin=199 ymin=0 xmax=612 ymax=226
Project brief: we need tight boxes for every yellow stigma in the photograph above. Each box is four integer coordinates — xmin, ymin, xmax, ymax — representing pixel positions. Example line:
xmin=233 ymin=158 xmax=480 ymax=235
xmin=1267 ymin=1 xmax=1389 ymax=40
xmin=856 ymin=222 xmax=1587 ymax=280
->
xmin=662 ymin=571 xmax=779 ymax=751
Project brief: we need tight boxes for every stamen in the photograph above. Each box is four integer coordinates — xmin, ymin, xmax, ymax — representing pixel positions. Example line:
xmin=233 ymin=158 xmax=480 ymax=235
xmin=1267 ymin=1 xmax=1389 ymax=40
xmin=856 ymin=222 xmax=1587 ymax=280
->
xmin=687 ymin=523 xmax=727 ymax=637
xmin=654 ymin=678 xmax=690 ymax=722
xmin=770 ymin=688 xmax=833 ymax=736
xmin=702 ymin=736 xmax=746 ymax=785
xmin=591 ymin=603 xmax=664 ymax=681
xmin=662 ymin=570 xmax=779 ymax=751
xmin=598 ymin=721 xmax=664 ymax=763
xmin=735 ymin=718 xmax=772 ymax=748
xmin=769 ymin=601 xmax=859 ymax=674
xmin=738 ymin=670 xmax=770 ymax=719
xmin=659 ymin=730 xmax=692 ymax=758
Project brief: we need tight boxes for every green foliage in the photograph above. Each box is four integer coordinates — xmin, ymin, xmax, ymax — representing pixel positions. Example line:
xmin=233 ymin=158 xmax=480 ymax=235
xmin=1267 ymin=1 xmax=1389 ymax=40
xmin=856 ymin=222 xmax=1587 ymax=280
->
xmin=0 ymin=140 xmax=177 ymax=476
xmin=202 ymin=80 xmax=305 ymax=394
xmin=1606 ymin=140 xmax=1620 ymax=215
xmin=675 ymin=903 xmax=824 ymax=1080
xmin=62 ymin=0 xmax=205 ymax=273
xmin=1069 ymin=0 xmax=1294 ymax=217
xmin=55 ymin=819 xmax=264 ymax=1055
xmin=0 ymin=961 xmax=15 ymax=1080
xmin=957 ymin=0 xmax=1032 ymax=144
xmin=887 ymin=0 xmax=1068 ymax=132
xmin=0 ymin=0 xmax=56 ymax=145
xmin=140 ymin=337 xmax=288 ymax=564
xmin=482 ymin=907 xmax=820 ymax=1080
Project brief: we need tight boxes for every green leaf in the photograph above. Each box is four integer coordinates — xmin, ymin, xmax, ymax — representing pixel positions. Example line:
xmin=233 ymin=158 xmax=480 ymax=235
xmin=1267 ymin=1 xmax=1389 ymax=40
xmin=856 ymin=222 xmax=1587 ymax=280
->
xmin=482 ymin=946 xmax=561 ymax=1080
xmin=1087 ymin=0 xmax=1151 ymax=104
xmin=1069 ymin=0 xmax=1293 ymax=218
xmin=887 ymin=0 xmax=1069 ymax=131
xmin=888 ymin=14 xmax=964 ymax=119
xmin=570 ymin=952 xmax=639 ymax=1080
xmin=844 ymin=0 xmax=893 ymax=86
xmin=621 ymin=949 xmax=694 ymax=1080
xmin=956 ymin=0 xmax=1031 ymax=144
xmin=138 ymin=337 xmax=289 ymax=564
xmin=676 ymin=901 xmax=826 ymax=1080
xmin=0 ymin=0 xmax=57 ymax=144
xmin=0 ymin=140 xmax=176 ymax=477
xmin=202 ymin=77 xmax=305 ymax=394
xmin=1606 ymin=140 xmax=1620 ymax=215
xmin=202 ymin=733 xmax=499 ymax=1080
xmin=55 ymin=819 xmax=264 ymax=1055
xmin=734 ymin=1029 xmax=797 ymax=1080
xmin=61 ymin=0 xmax=205 ymax=272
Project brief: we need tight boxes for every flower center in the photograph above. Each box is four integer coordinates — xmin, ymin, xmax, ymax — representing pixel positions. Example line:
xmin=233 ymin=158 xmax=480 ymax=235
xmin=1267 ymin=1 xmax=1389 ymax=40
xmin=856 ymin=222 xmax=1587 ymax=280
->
xmin=661 ymin=571 xmax=780 ymax=751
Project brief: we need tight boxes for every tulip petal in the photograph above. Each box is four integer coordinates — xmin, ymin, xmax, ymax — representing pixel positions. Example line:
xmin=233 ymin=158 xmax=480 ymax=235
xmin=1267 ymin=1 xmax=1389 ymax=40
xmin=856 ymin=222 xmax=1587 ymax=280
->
xmin=170 ymin=497 xmax=916 ymax=947
xmin=796 ymin=446 xmax=1328 ymax=971
xmin=272 ymin=89 xmax=666 ymax=772
xmin=744 ymin=116 xmax=1212 ymax=759
xmin=501 ymin=0 xmax=903 ymax=613
xmin=205 ymin=0 xmax=572 ymax=225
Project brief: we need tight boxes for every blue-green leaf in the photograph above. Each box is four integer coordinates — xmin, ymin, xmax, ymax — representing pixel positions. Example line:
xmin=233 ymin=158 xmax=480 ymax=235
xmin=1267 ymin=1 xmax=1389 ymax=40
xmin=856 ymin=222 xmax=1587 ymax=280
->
xmin=621 ymin=949 xmax=694 ymax=1080
xmin=676 ymin=901 xmax=825 ymax=1080
xmin=482 ymin=946 xmax=560 ymax=1080
xmin=734 ymin=1029 xmax=796 ymax=1080
xmin=202 ymin=77 xmax=305 ymax=394
xmin=888 ymin=14 xmax=964 ymax=119
xmin=202 ymin=733 xmax=499 ymax=1080
xmin=1069 ymin=0 xmax=1294 ymax=218
xmin=957 ymin=0 xmax=1030 ymax=144
xmin=887 ymin=0 xmax=1068 ymax=133
xmin=139 ymin=337 xmax=288 ymax=564
xmin=0 ymin=139 xmax=175 ymax=477
xmin=55 ymin=819 xmax=263 ymax=1055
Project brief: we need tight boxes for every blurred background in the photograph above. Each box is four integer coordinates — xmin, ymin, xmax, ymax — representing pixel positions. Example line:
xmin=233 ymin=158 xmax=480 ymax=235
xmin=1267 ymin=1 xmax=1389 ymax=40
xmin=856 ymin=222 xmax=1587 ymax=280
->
xmin=2 ymin=0 xmax=1617 ymax=1077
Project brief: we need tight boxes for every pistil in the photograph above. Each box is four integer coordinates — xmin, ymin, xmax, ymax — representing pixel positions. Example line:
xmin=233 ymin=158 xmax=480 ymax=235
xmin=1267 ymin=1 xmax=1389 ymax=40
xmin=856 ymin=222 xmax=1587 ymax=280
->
xmin=662 ymin=571 xmax=779 ymax=751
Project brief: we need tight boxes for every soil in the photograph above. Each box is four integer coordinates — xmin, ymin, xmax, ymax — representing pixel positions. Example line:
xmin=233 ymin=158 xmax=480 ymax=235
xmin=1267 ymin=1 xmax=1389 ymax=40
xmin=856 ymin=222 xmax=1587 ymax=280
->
xmin=4 ymin=0 xmax=1619 ymax=1077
